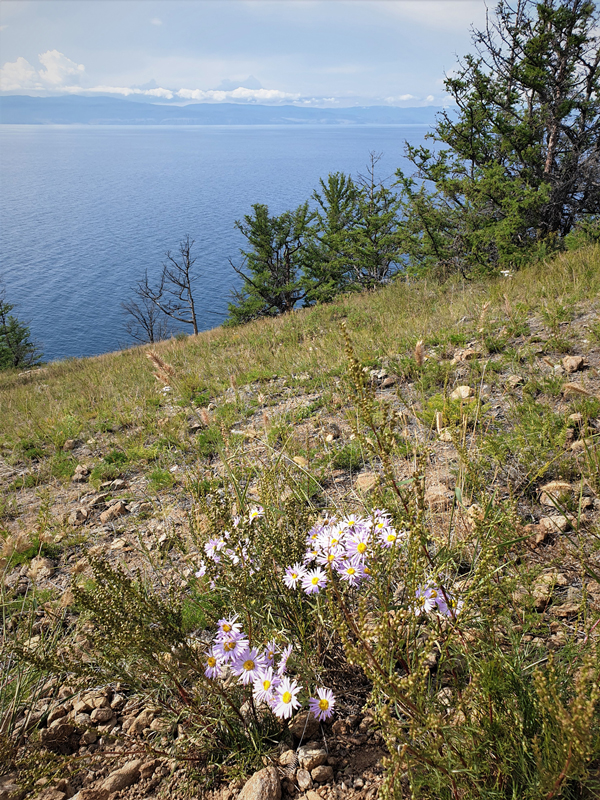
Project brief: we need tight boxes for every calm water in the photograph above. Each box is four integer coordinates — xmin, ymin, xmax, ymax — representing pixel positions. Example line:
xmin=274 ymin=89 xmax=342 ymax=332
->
xmin=0 ymin=125 xmax=429 ymax=361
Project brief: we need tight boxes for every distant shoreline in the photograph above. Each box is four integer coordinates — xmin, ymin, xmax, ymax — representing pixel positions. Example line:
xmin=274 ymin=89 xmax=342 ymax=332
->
xmin=0 ymin=95 xmax=444 ymax=126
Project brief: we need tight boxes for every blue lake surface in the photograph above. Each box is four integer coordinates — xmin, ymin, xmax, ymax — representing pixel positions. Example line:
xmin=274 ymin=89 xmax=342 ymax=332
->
xmin=0 ymin=125 xmax=430 ymax=361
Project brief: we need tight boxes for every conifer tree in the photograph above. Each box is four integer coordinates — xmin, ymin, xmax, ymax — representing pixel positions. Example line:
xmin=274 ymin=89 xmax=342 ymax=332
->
xmin=397 ymin=0 xmax=600 ymax=276
xmin=0 ymin=285 xmax=42 ymax=370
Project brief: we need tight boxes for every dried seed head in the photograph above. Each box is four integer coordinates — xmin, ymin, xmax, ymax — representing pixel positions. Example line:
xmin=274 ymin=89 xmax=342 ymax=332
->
xmin=414 ymin=339 xmax=425 ymax=367
xmin=146 ymin=351 xmax=176 ymax=377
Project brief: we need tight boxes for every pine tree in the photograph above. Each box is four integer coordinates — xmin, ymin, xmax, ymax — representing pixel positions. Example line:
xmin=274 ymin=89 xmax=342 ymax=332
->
xmin=0 ymin=287 xmax=42 ymax=370
xmin=397 ymin=0 xmax=600 ymax=276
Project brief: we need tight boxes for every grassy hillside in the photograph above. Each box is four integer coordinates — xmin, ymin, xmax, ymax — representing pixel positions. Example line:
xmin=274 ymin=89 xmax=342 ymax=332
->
xmin=1 ymin=245 xmax=600 ymax=800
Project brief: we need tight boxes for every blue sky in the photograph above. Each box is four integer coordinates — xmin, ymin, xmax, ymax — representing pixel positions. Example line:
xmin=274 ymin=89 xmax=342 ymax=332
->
xmin=0 ymin=0 xmax=488 ymax=106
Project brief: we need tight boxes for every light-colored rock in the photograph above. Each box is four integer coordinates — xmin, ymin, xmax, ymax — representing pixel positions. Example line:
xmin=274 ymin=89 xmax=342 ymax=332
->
xmin=62 ymin=439 xmax=76 ymax=451
xmin=562 ymin=355 xmax=585 ymax=373
xmin=293 ymin=456 xmax=308 ymax=468
xmin=100 ymin=760 xmax=143 ymax=794
xmin=90 ymin=707 xmax=114 ymax=724
xmin=452 ymin=348 xmax=479 ymax=364
xmin=305 ymin=792 xmax=322 ymax=800
xmin=506 ymin=375 xmax=523 ymax=388
xmin=296 ymin=770 xmax=313 ymax=791
xmin=425 ymin=484 xmax=453 ymax=510
xmin=539 ymin=481 xmax=572 ymax=506
xmin=354 ymin=473 xmax=378 ymax=494
xmin=33 ymin=789 xmax=66 ymax=800
xmin=71 ymin=465 xmax=90 ymax=483
xmin=279 ymin=749 xmax=298 ymax=768
xmin=297 ymin=745 xmax=328 ymax=772
xmin=79 ymin=730 xmax=97 ymax=745
xmin=237 ymin=766 xmax=281 ymax=800
xmin=47 ymin=707 xmax=67 ymax=725
xmin=450 ymin=385 xmax=474 ymax=400
xmin=539 ymin=515 xmax=571 ymax=533
xmin=99 ymin=500 xmax=128 ymax=524
xmin=139 ymin=760 xmax=161 ymax=779
xmin=289 ymin=710 xmax=320 ymax=741
xmin=68 ymin=508 xmax=89 ymax=527
xmin=551 ymin=602 xmax=581 ymax=618
xmin=0 ymin=776 xmax=25 ymax=800
xmin=568 ymin=412 xmax=583 ymax=424
xmin=128 ymin=707 xmax=156 ymax=734
xmin=533 ymin=571 xmax=568 ymax=609
xmin=311 ymin=765 xmax=334 ymax=783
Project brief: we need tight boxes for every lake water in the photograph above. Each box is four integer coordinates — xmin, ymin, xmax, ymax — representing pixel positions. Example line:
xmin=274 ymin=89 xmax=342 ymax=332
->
xmin=0 ymin=124 xmax=429 ymax=362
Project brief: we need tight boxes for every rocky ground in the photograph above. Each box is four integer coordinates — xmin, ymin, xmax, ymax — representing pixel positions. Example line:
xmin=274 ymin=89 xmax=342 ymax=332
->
xmin=2 ymin=298 xmax=600 ymax=799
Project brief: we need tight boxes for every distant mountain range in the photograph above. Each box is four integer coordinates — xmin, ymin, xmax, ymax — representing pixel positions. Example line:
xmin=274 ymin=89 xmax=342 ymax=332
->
xmin=0 ymin=95 xmax=443 ymax=126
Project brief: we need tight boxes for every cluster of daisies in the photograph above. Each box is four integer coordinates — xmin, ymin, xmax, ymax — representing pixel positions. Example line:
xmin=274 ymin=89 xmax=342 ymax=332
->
xmin=282 ymin=512 xmax=463 ymax=618
xmin=283 ymin=510 xmax=405 ymax=593
xmin=195 ymin=506 xmax=265 ymax=580
xmin=203 ymin=614 xmax=335 ymax=721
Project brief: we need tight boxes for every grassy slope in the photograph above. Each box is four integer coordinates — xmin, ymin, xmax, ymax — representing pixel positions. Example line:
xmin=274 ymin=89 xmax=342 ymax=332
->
xmin=1 ymin=244 xmax=598 ymax=460
xmin=1 ymin=244 xmax=600 ymax=797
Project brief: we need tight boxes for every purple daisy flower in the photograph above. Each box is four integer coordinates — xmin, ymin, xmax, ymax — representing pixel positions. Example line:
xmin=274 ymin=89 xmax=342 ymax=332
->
xmin=301 ymin=567 xmax=327 ymax=595
xmin=272 ymin=676 xmax=301 ymax=719
xmin=253 ymin=667 xmax=281 ymax=704
xmin=231 ymin=646 xmax=267 ymax=685
xmin=308 ymin=687 xmax=336 ymax=721
xmin=214 ymin=631 xmax=249 ymax=662
xmin=277 ymin=643 xmax=293 ymax=676
xmin=204 ymin=646 xmax=222 ymax=679
xmin=283 ymin=563 xmax=306 ymax=589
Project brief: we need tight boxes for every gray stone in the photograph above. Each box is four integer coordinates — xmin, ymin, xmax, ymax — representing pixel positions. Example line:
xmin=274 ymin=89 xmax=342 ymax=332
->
xmin=90 ymin=708 xmax=114 ymax=724
xmin=289 ymin=711 xmax=320 ymax=741
xmin=297 ymin=744 xmax=328 ymax=772
xmin=296 ymin=769 xmax=312 ymax=791
xmin=100 ymin=759 xmax=143 ymax=793
xmin=237 ymin=766 xmax=281 ymax=800
xmin=311 ymin=765 xmax=334 ymax=784
xmin=99 ymin=500 xmax=128 ymax=524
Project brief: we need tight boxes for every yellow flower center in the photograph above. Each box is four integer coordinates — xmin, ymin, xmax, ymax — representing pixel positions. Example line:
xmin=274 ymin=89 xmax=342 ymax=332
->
xmin=364 ymin=566 xmax=371 ymax=575
xmin=347 ymin=567 xmax=356 ymax=576
xmin=318 ymin=698 xmax=329 ymax=711
xmin=222 ymin=623 xmax=231 ymax=632
xmin=430 ymin=590 xmax=438 ymax=598
xmin=224 ymin=641 xmax=235 ymax=651
xmin=282 ymin=691 xmax=292 ymax=704
xmin=311 ymin=576 xmax=320 ymax=585
xmin=207 ymin=656 xmax=216 ymax=667
xmin=357 ymin=542 xmax=367 ymax=553
xmin=291 ymin=572 xmax=297 ymax=579
xmin=243 ymin=660 xmax=255 ymax=671
xmin=331 ymin=538 xmax=339 ymax=545
xmin=387 ymin=533 xmax=396 ymax=542
xmin=327 ymin=553 xmax=335 ymax=562
xmin=263 ymin=679 xmax=271 ymax=690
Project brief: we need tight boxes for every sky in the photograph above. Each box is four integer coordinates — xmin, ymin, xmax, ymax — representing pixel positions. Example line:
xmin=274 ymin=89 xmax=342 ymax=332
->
xmin=0 ymin=0 xmax=489 ymax=107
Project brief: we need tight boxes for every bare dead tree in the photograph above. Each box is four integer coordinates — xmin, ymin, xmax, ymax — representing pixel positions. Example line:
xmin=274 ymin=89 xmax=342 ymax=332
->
xmin=132 ymin=235 xmax=200 ymax=335
xmin=121 ymin=295 xmax=171 ymax=344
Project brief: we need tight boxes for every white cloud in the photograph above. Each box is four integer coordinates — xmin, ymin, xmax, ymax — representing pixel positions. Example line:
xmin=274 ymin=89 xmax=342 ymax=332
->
xmin=426 ymin=95 xmax=434 ymax=102
xmin=38 ymin=50 xmax=84 ymax=86
xmin=0 ymin=56 xmax=38 ymax=91
xmin=150 ymin=17 xmax=163 ymax=26
xmin=176 ymin=86 xmax=300 ymax=103
xmin=62 ymin=85 xmax=175 ymax=100
xmin=0 ymin=50 xmax=84 ymax=91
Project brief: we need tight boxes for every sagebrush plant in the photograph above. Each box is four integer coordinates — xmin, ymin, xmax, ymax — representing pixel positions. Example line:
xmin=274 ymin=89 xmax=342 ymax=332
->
xmin=331 ymin=331 xmax=600 ymax=800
